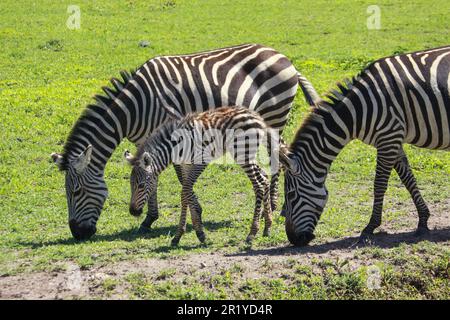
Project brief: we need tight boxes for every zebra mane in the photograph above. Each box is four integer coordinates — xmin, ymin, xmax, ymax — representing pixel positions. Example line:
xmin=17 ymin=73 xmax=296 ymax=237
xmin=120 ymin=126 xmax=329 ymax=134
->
xmin=134 ymin=118 xmax=182 ymax=161
xmin=290 ymin=111 xmax=325 ymax=150
xmin=291 ymin=73 xmax=365 ymax=149
xmin=324 ymin=77 xmax=356 ymax=106
xmin=59 ymin=69 xmax=136 ymax=169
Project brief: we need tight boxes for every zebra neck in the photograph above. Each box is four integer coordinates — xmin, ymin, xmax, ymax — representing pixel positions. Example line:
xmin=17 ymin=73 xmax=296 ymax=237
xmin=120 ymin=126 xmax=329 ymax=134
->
xmin=142 ymin=122 xmax=180 ymax=175
xmin=291 ymin=108 xmax=352 ymax=184
xmin=63 ymin=78 xmax=168 ymax=173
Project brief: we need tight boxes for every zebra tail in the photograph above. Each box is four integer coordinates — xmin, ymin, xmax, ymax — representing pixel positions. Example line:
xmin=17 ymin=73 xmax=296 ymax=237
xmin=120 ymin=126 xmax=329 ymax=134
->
xmin=297 ymin=72 xmax=322 ymax=107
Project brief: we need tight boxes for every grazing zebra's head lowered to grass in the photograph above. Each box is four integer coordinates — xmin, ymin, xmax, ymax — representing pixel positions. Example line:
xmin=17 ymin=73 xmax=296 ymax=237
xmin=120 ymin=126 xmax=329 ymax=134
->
xmin=281 ymin=45 xmax=450 ymax=247
xmin=51 ymin=145 xmax=108 ymax=240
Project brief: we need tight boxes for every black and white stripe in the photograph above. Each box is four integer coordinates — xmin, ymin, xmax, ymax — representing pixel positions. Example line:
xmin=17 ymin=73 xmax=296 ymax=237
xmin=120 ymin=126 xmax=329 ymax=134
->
xmin=125 ymin=107 xmax=274 ymax=245
xmin=51 ymin=44 xmax=301 ymax=240
xmin=281 ymin=45 xmax=450 ymax=246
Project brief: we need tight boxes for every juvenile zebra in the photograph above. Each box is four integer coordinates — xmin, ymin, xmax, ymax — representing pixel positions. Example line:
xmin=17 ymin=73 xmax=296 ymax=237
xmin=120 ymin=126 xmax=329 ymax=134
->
xmin=124 ymin=106 xmax=276 ymax=245
xmin=281 ymin=46 xmax=450 ymax=246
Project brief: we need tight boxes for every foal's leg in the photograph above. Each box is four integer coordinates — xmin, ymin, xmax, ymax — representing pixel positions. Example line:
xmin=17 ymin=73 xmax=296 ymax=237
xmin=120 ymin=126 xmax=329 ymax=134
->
xmin=183 ymin=164 xmax=208 ymax=244
xmin=267 ymin=131 xmax=283 ymax=212
xmin=241 ymin=163 xmax=272 ymax=243
xmin=394 ymin=149 xmax=430 ymax=236
xmin=140 ymin=164 xmax=201 ymax=232
xmin=360 ymin=142 xmax=402 ymax=242
xmin=174 ymin=164 xmax=203 ymax=219
xmin=171 ymin=187 xmax=189 ymax=247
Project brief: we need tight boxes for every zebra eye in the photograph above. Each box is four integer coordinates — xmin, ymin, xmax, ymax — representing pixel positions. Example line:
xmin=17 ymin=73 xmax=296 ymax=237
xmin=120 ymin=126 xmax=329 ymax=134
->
xmin=138 ymin=182 xmax=145 ymax=189
xmin=72 ymin=182 xmax=81 ymax=192
xmin=286 ymin=189 xmax=297 ymax=201
xmin=70 ymin=184 xmax=82 ymax=199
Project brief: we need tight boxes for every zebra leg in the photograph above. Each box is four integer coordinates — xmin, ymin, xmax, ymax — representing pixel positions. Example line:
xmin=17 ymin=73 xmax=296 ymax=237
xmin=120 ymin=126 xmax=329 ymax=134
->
xmin=360 ymin=148 xmax=399 ymax=243
xmin=394 ymin=150 xmax=430 ymax=236
xmin=174 ymin=164 xmax=203 ymax=219
xmin=269 ymin=171 xmax=280 ymax=212
xmin=185 ymin=165 xmax=208 ymax=244
xmin=171 ymin=166 xmax=190 ymax=246
xmin=171 ymin=196 xmax=188 ymax=246
xmin=138 ymin=187 xmax=159 ymax=233
xmin=267 ymin=133 xmax=282 ymax=212
xmin=262 ymin=171 xmax=273 ymax=237
xmin=242 ymin=163 xmax=271 ymax=243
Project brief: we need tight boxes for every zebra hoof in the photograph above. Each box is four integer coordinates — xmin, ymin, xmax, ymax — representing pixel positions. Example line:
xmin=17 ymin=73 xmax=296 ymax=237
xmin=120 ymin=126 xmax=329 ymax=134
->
xmin=414 ymin=226 xmax=430 ymax=237
xmin=196 ymin=231 xmax=206 ymax=244
xmin=263 ymin=228 xmax=271 ymax=237
xmin=245 ymin=235 xmax=255 ymax=244
xmin=137 ymin=225 xmax=152 ymax=234
xmin=351 ymin=233 xmax=373 ymax=248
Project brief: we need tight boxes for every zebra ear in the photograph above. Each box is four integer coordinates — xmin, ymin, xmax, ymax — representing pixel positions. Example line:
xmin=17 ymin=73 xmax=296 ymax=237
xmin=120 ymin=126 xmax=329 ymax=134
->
xmin=72 ymin=145 xmax=92 ymax=174
xmin=124 ymin=150 xmax=134 ymax=164
xmin=142 ymin=152 xmax=151 ymax=167
xmin=51 ymin=152 xmax=64 ymax=169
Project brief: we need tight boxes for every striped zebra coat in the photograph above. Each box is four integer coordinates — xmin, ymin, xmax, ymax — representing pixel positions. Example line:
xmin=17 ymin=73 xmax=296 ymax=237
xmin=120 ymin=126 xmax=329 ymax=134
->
xmin=125 ymin=107 xmax=274 ymax=245
xmin=281 ymin=45 xmax=450 ymax=246
xmin=50 ymin=44 xmax=301 ymax=240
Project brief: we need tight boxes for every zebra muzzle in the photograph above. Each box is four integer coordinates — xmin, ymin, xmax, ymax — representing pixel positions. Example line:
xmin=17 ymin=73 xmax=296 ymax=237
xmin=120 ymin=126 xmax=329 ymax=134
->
xmin=69 ymin=219 xmax=96 ymax=240
xmin=285 ymin=217 xmax=315 ymax=247
xmin=129 ymin=206 xmax=143 ymax=217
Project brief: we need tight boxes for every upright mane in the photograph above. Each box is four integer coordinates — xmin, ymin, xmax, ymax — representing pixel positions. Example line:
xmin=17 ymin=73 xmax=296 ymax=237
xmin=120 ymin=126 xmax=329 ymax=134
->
xmin=290 ymin=110 xmax=325 ymax=150
xmin=134 ymin=118 xmax=183 ymax=160
xmin=59 ymin=70 xmax=136 ymax=169
xmin=290 ymin=73 xmax=366 ymax=150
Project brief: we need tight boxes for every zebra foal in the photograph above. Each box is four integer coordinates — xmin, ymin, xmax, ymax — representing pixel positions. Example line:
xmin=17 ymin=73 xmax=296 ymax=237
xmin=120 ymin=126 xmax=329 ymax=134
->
xmin=124 ymin=106 xmax=276 ymax=245
xmin=281 ymin=46 xmax=450 ymax=246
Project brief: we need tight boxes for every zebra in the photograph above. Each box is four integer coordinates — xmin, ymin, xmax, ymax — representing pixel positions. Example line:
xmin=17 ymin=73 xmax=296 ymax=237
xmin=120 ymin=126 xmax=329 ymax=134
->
xmin=50 ymin=43 xmax=304 ymax=240
xmin=280 ymin=45 xmax=450 ymax=246
xmin=124 ymin=106 xmax=275 ymax=245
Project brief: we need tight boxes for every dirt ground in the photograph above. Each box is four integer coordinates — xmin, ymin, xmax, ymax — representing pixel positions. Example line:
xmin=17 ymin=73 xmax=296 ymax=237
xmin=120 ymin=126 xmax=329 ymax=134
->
xmin=1 ymin=201 xmax=449 ymax=300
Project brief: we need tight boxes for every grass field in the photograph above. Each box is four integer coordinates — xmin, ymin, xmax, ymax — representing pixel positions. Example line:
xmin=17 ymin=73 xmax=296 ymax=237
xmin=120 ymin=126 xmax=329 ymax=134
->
xmin=0 ymin=0 xmax=449 ymax=299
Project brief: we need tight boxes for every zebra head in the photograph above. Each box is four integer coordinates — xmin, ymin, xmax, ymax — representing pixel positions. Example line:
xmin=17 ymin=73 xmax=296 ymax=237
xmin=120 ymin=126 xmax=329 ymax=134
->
xmin=280 ymin=148 xmax=328 ymax=246
xmin=51 ymin=145 xmax=108 ymax=240
xmin=124 ymin=150 xmax=157 ymax=217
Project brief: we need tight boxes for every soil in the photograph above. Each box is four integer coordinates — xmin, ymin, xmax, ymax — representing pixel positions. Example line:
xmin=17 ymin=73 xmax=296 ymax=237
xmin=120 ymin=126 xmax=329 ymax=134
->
xmin=1 ymin=200 xmax=449 ymax=299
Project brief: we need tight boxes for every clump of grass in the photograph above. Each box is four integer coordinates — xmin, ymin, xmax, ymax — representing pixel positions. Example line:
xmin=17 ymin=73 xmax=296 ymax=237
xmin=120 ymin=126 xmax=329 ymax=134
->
xmin=38 ymin=39 xmax=63 ymax=52
xmin=155 ymin=268 xmax=176 ymax=280
xmin=101 ymin=278 xmax=118 ymax=293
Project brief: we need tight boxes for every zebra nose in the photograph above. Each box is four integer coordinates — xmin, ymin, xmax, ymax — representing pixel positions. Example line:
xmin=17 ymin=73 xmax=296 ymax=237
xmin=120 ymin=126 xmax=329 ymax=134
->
xmin=69 ymin=219 xmax=96 ymax=240
xmin=288 ymin=231 xmax=315 ymax=247
xmin=285 ymin=217 xmax=315 ymax=247
xmin=129 ymin=206 xmax=143 ymax=217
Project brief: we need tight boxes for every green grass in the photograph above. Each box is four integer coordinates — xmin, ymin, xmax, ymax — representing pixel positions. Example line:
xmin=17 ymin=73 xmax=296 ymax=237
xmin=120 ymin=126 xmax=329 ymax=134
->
xmin=0 ymin=0 xmax=449 ymax=299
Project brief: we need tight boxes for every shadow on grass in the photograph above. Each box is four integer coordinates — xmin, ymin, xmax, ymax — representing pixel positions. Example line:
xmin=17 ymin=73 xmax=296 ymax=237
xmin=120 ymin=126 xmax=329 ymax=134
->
xmin=15 ymin=220 xmax=232 ymax=249
xmin=230 ymin=227 xmax=450 ymax=257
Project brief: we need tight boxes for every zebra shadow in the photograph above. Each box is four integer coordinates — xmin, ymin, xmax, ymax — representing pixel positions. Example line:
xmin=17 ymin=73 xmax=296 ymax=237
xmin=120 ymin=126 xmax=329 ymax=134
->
xmin=229 ymin=227 xmax=450 ymax=257
xmin=15 ymin=220 xmax=233 ymax=248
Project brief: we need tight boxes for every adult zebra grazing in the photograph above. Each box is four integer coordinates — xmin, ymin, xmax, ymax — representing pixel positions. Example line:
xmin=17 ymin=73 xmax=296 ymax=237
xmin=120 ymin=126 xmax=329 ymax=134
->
xmin=281 ymin=46 xmax=450 ymax=246
xmin=50 ymin=44 xmax=301 ymax=240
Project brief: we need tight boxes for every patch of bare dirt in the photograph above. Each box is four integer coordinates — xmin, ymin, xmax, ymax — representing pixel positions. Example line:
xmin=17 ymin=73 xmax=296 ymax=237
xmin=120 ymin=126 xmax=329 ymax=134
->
xmin=1 ymin=200 xmax=448 ymax=299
